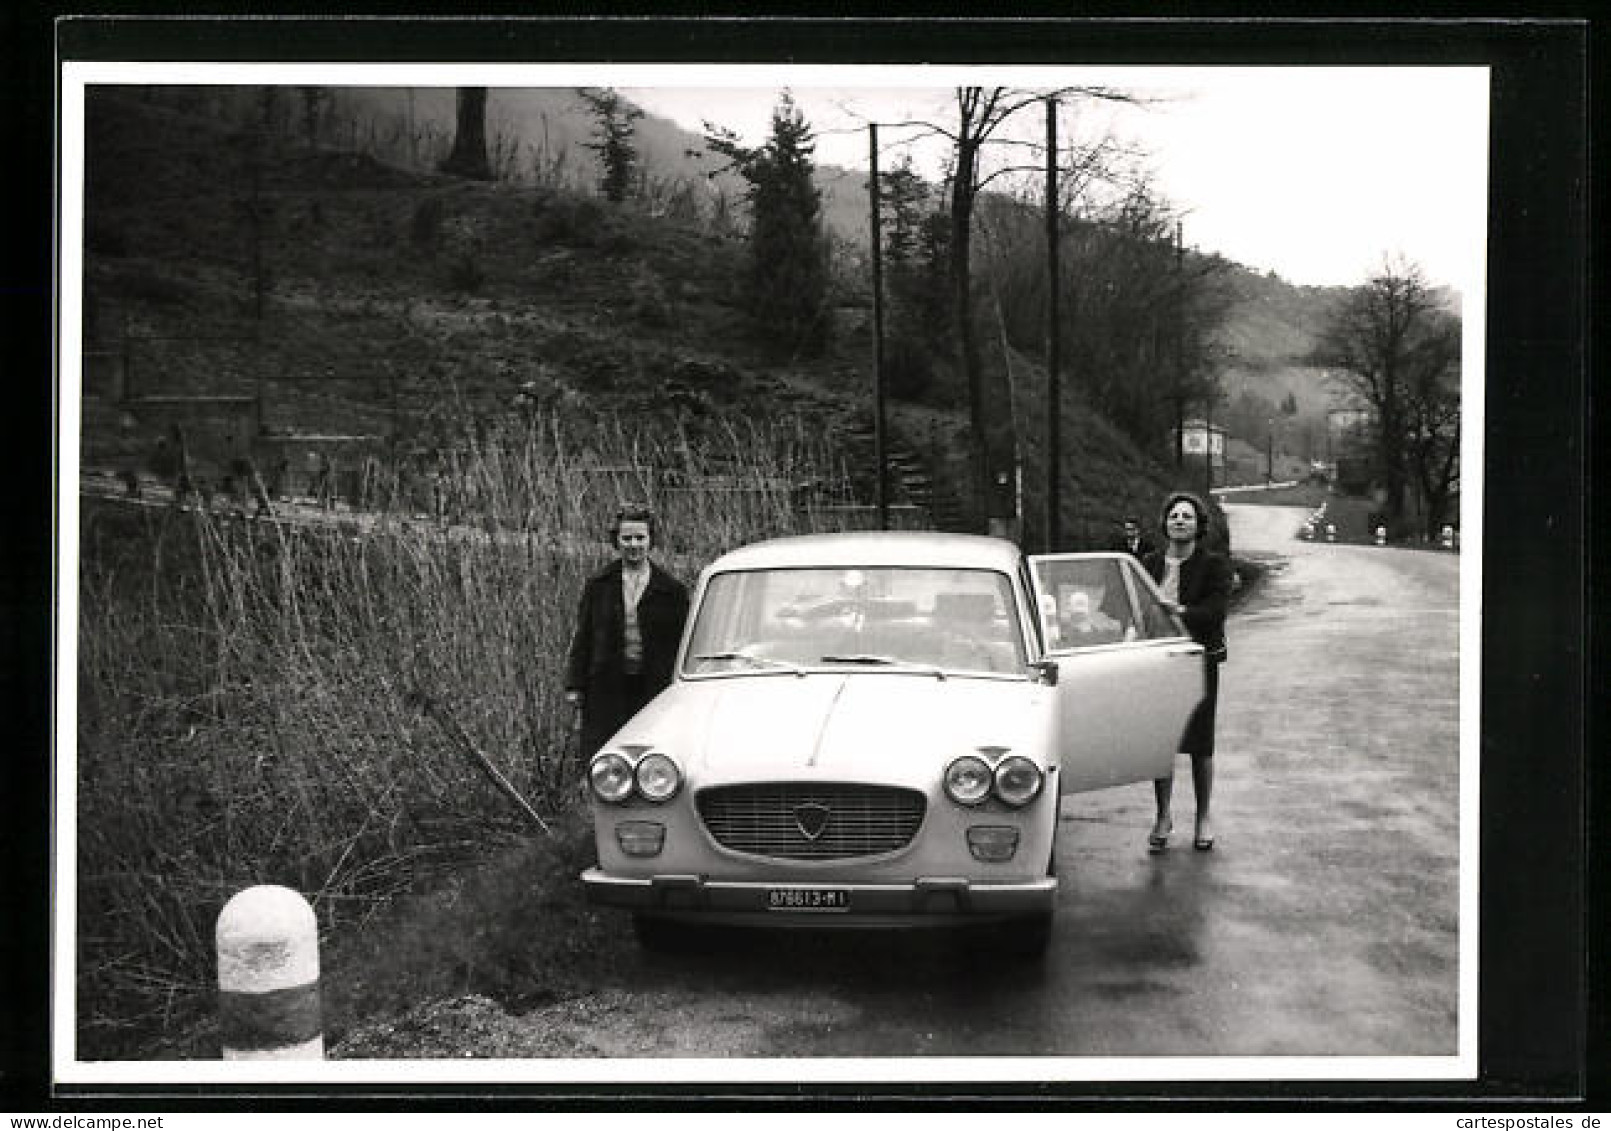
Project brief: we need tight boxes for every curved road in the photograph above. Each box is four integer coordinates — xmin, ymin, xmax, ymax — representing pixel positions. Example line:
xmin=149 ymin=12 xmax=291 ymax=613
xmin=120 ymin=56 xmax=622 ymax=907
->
xmin=359 ymin=504 xmax=1465 ymax=1063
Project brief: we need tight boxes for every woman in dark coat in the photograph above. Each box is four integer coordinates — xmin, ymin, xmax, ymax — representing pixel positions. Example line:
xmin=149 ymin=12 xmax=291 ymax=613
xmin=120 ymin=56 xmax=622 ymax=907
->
xmin=564 ymin=506 xmax=690 ymax=759
xmin=1141 ymin=491 xmax=1233 ymax=852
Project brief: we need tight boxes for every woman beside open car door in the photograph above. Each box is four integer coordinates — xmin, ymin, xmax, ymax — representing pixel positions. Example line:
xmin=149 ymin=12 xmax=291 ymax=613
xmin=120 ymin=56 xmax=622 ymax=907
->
xmin=1142 ymin=491 xmax=1233 ymax=854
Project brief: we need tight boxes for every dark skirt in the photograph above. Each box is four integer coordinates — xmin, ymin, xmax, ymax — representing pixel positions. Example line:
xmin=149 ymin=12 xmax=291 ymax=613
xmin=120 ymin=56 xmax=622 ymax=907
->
xmin=580 ymin=672 xmax=649 ymax=759
xmin=1181 ymin=656 xmax=1221 ymax=758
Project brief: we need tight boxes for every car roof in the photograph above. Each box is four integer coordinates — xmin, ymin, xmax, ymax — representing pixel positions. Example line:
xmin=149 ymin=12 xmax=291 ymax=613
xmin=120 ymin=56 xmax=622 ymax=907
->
xmin=702 ymin=531 xmax=1025 ymax=575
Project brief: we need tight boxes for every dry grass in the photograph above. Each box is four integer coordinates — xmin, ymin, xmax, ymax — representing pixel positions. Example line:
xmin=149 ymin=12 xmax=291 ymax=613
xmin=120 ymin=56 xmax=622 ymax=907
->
xmin=74 ymin=408 xmax=845 ymax=1057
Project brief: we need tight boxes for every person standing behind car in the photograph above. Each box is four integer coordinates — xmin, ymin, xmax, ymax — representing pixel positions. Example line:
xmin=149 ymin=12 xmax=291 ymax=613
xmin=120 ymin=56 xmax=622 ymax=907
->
xmin=1108 ymin=515 xmax=1156 ymax=560
xmin=1142 ymin=491 xmax=1232 ymax=854
xmin=565 ymin=505 xmax=691 ymax=759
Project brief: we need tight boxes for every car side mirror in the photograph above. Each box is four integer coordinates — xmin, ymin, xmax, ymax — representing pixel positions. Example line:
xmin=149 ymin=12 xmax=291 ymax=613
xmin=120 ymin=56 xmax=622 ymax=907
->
xmin=1030 ymin=659 xmax=1059 ymax=686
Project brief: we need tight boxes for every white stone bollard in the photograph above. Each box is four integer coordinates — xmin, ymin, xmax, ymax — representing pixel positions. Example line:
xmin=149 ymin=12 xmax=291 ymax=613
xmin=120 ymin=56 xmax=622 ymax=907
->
xmin=216 ymin=885 xmax=323 ymax=1059
xmin=1325 ymin=523 xmax=1337 ymax=543
xmin=1374 ymin=525 xmax=1387 ymax=546
xmin=1440 ymin=524 xmax=1456 ymax=551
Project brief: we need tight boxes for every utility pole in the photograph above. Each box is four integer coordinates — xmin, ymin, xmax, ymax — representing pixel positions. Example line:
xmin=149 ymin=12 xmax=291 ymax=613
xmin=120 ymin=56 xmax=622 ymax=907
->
xmin=1204 ymin=394 xmax=1218 ymax=497
xmin=1043 ymin=96 xmax=1061 ymax=553
xmin=1173 ymin=222 xmax=1186 ymax=470
xmin=1267 ymin=418 xmax=1274 ymax=485
xmin=867 ymin=124 xmax=889 ymax=531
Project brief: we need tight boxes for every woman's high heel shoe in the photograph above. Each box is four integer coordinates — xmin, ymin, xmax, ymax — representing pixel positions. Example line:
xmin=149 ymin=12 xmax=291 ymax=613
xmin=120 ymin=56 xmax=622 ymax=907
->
xmin=1147 ymin=817 xmax=1173 ymax=854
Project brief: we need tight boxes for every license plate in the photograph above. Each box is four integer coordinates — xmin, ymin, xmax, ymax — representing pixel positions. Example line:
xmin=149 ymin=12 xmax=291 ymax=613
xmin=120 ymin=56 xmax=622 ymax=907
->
xmin=766 ymin=887 xmax=851 ymax=912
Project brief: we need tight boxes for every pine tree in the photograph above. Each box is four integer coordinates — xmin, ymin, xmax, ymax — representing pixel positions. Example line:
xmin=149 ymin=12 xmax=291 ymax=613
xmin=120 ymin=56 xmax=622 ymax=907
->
xmin=880 ymin=156 xmax=929 ymax=268
xmin=878 ymin=156 xmax=950 ymax=399
xmin=577 ymin=87 xmax=644 ymax=203
xmin=705 ymin=93 xmax=830 ymax=354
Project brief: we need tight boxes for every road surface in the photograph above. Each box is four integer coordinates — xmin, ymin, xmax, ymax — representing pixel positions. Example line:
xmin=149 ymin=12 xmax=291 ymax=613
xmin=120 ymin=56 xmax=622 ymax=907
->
xmin=346 ymin=503 xmax=1466 ymax=1062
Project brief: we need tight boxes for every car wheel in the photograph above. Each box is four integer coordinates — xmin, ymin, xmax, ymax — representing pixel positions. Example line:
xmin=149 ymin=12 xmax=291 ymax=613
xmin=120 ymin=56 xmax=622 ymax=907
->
xmin=632 ymin=913 xmax=693 ymax=953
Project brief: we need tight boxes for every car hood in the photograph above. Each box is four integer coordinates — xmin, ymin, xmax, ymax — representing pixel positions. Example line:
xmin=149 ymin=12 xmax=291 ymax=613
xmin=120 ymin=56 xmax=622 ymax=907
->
xmin=611 ymin=674 xmax=1043 ymax=786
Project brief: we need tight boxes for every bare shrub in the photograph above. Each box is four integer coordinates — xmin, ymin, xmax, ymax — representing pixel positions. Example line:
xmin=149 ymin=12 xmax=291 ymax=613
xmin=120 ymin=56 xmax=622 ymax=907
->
xmin=528 ymin=114 xmax=573 ymax=195
xmin=74 ymin=411 xmax=847 ymax=1055
xmin=639 ymin=172 xmax=709 ymax=227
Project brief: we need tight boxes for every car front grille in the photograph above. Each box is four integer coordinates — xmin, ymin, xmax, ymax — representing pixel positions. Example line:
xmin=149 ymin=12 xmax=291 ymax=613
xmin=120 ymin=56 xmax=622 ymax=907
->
xmin=696 ymin=782 xmax=926 ymax=861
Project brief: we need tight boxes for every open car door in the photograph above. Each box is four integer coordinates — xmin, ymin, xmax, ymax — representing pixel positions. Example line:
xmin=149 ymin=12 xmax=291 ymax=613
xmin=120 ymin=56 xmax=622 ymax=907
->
xmin=1027 ymin=553 xmax=1204 ymax=794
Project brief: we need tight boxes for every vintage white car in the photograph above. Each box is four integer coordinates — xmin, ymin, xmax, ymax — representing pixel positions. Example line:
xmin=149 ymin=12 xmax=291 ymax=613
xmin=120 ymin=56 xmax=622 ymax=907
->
xmin=581 ymin=532 xmax=1205 ymax=955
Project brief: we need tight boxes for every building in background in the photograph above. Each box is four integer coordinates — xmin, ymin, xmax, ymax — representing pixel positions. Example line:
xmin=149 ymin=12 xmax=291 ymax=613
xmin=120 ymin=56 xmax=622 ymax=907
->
xmin=1174 ymin=418 xmax=1227 ymax=487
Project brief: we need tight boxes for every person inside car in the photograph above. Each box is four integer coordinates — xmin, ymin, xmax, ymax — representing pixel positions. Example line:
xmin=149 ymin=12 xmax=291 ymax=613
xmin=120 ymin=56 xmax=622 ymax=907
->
xmin=1058 ymin=587 xmax=1127 ymax=646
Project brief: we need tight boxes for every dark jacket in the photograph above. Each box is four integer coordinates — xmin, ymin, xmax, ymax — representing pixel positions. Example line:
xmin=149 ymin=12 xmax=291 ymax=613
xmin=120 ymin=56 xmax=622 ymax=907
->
xmin=565 ymin=560 xmax=690 ymax=696
xmin=1142 ymin=547 xmax=1232 ymax=660
xmin=1108 ymin=532 xmax=1157 ymax=559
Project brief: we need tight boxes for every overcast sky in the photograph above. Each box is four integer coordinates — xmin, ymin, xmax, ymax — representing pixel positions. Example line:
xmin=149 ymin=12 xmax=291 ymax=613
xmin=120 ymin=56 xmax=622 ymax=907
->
xmin=67 ymin=61 xmax=1487 ymax=291
xmin=624 ymin=66 xmax=1489 ymax=291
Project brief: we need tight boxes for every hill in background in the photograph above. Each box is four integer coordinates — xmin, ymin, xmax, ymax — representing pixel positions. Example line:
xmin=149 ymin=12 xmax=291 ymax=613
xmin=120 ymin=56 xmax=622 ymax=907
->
xmin=1209 ymin=263 xmax=1349 ymax=466
xmin=77 ymin=86 xmax=1356 ymax=542
xmin=339 ymin=85 xmax=1356 ymax=455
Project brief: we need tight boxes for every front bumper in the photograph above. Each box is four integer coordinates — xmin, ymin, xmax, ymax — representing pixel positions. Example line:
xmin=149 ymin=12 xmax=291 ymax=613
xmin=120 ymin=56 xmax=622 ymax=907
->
xmin=581 ymin=868 xmax=1056 ymax=924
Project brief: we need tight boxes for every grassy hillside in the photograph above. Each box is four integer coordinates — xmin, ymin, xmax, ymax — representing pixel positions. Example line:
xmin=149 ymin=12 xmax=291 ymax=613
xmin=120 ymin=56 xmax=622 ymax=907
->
xmin=86 ymin=92 xmax=835 ymax=465
xmin=1211 ymin=262 xmax=1348 ymax=415
xmin=81 ymin=87 xmax=1191 ymax=539
xmin=340 ymin=86 xmax=875 ymax=251
xmin=90 ymin=85 xmax=1356 ymax=462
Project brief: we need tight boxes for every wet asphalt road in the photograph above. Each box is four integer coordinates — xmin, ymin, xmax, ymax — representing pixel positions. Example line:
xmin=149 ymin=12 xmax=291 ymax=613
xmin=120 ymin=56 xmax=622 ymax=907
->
xmin=517 ymin=503 xmax=1464 ymax=1059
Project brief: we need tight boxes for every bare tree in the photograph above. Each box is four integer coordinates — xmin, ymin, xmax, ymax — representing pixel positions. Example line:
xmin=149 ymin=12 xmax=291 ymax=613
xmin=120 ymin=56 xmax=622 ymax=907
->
xmin=440 ymin=87 xmax=493 ymax=181
xmin=1315 ymin=256 xmax=1459 ymax=527
xmin=977 ymin=176 xmax=1230 ymax=465
xmin=877 ymin=86 xmax=1142 ymax=526
xmin=1403 ymin=308 xmax=1462 ymax=537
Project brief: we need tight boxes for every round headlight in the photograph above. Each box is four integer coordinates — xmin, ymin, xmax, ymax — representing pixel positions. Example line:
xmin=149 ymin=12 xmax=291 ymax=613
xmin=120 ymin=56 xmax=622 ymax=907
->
xmin=634 ymin=752 xmax=682 ymax=803
xmin=588 ymin=752 xmax=635 ymax=803
xmin=944 ymin=755 xmax=993 ymax=806
xmin=993 ymin=755 xmax=1044 ymax=807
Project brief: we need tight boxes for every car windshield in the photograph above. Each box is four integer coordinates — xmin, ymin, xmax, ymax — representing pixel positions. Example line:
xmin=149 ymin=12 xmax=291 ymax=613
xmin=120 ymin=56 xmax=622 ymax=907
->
xmin=683 ymin=567 xmax=1027 ymax=677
